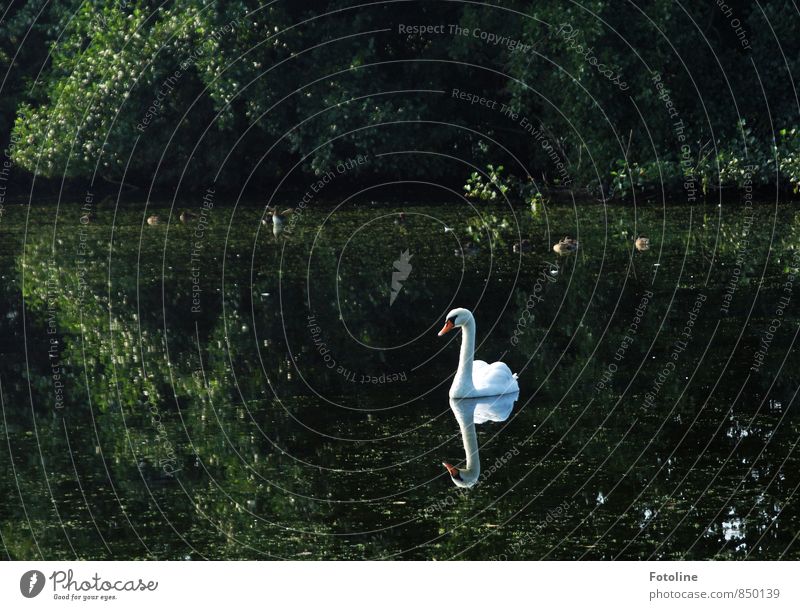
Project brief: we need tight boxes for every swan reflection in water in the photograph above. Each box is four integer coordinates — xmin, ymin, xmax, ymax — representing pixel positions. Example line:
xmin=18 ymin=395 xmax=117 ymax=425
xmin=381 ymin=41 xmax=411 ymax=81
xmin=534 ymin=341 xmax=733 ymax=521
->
xmin=443 ymin=392 xmax=520 ymax=488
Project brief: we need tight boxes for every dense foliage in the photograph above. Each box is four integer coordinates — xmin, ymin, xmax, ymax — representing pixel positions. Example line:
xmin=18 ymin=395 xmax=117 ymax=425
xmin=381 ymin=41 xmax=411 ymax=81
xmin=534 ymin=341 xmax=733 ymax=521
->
xmin=1 ymin=0 xmax=798 ymax=199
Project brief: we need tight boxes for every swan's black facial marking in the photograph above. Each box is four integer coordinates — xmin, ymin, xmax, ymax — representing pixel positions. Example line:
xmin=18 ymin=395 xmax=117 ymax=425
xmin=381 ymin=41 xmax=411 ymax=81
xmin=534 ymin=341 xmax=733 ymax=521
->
xmin=452 ymin=471 xmax=463 ymax=482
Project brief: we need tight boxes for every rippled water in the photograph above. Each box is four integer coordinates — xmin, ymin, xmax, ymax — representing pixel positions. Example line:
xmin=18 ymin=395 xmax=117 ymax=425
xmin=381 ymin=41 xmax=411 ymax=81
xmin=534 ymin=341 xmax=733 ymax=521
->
xmin=0 ymin=199 xmax=798 ymax=559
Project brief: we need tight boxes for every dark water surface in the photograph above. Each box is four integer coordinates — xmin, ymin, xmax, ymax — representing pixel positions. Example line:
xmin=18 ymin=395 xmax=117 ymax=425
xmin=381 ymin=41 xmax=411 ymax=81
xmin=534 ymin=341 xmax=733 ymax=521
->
xmin=0 ymin=199 xmax=799 ymax=559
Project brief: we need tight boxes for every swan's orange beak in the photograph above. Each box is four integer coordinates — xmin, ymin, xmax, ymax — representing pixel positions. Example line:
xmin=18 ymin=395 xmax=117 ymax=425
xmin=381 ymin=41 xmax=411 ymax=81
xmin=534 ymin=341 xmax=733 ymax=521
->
xmin=438 ymin=320 xmax=455 ymax=336
xmin=443 ymin=462 xmax=459 ymax=477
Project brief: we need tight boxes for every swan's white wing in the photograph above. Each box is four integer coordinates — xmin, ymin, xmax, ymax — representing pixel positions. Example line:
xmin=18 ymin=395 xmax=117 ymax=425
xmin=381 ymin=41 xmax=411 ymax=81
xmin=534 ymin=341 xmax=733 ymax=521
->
xmin=471 ymin=360 xmax=519 ymax=399
xmin=472 ymin=360 xmax=491 ymax=376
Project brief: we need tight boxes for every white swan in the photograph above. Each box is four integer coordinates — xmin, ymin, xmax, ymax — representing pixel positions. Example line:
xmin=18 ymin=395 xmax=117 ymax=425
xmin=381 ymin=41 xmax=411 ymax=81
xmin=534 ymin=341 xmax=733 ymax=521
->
xmin=438 ymin=308 xmax=519 ymax=398
xmin=443 ymin=393 xmax=519 ymax=488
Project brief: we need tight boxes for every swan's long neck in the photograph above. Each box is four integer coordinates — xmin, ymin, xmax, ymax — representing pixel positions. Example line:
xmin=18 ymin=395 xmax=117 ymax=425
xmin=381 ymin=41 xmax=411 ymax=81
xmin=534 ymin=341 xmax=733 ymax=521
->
xmin=452 ymin=318 xmax=476 ymax=395
xmin=453 ymin=404 xmax=480 ymax=484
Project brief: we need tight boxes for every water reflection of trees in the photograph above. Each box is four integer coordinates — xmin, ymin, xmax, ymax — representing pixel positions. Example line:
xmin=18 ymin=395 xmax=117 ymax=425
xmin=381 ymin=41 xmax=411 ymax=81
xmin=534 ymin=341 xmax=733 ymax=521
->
xmin=1 ymin=204 xmax=798 ymax=559
xmin=500 ymin=205 xmax=800 ymax=559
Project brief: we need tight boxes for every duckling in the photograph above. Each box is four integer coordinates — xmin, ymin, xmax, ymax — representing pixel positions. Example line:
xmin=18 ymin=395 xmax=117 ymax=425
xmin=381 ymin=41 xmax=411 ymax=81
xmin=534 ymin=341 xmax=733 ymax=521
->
xmin=513 ymin=239 xmax=533 ymax=253
xmin=635 ymin=236 xmax=650 ymax=251
xmin=80 ymin=212 xmax=97 ymax=224
xmin=180 ymin=210 xmax=198 ymax=223
xmin=147 ymin=215 xmax=161 ymax=226
xmin=552 ymin=236 xmax=578 ymax=255
xmin=394 ymin=212 xmax=406 ymax=226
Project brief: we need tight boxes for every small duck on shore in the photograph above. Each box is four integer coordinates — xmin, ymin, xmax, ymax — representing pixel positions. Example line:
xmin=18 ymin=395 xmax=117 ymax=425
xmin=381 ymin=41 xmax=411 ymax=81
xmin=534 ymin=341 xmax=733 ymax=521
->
xmin=147 ymin=215 xmax=161 ymax=226
xmin=180 ymin=210 xmax=198 ymax=223
xmin=552 ymin=237 xmax=578 ymax=255
xmin=635 ymin=236 xmax=650 ymax=251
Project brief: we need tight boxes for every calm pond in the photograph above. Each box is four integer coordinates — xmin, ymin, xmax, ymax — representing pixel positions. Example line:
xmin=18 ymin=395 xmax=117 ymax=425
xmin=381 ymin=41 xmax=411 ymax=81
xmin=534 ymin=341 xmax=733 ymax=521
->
xmin=0 ymin=198 xmax=798 ymax=559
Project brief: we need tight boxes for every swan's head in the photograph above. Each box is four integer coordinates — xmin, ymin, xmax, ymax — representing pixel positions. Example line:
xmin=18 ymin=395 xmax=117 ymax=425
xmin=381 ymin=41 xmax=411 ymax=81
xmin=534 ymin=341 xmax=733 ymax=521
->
xmin=442 ymin=461 xmax=478 ymax=488
xmin=438 ymin=308 xmax=473 ymax=336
